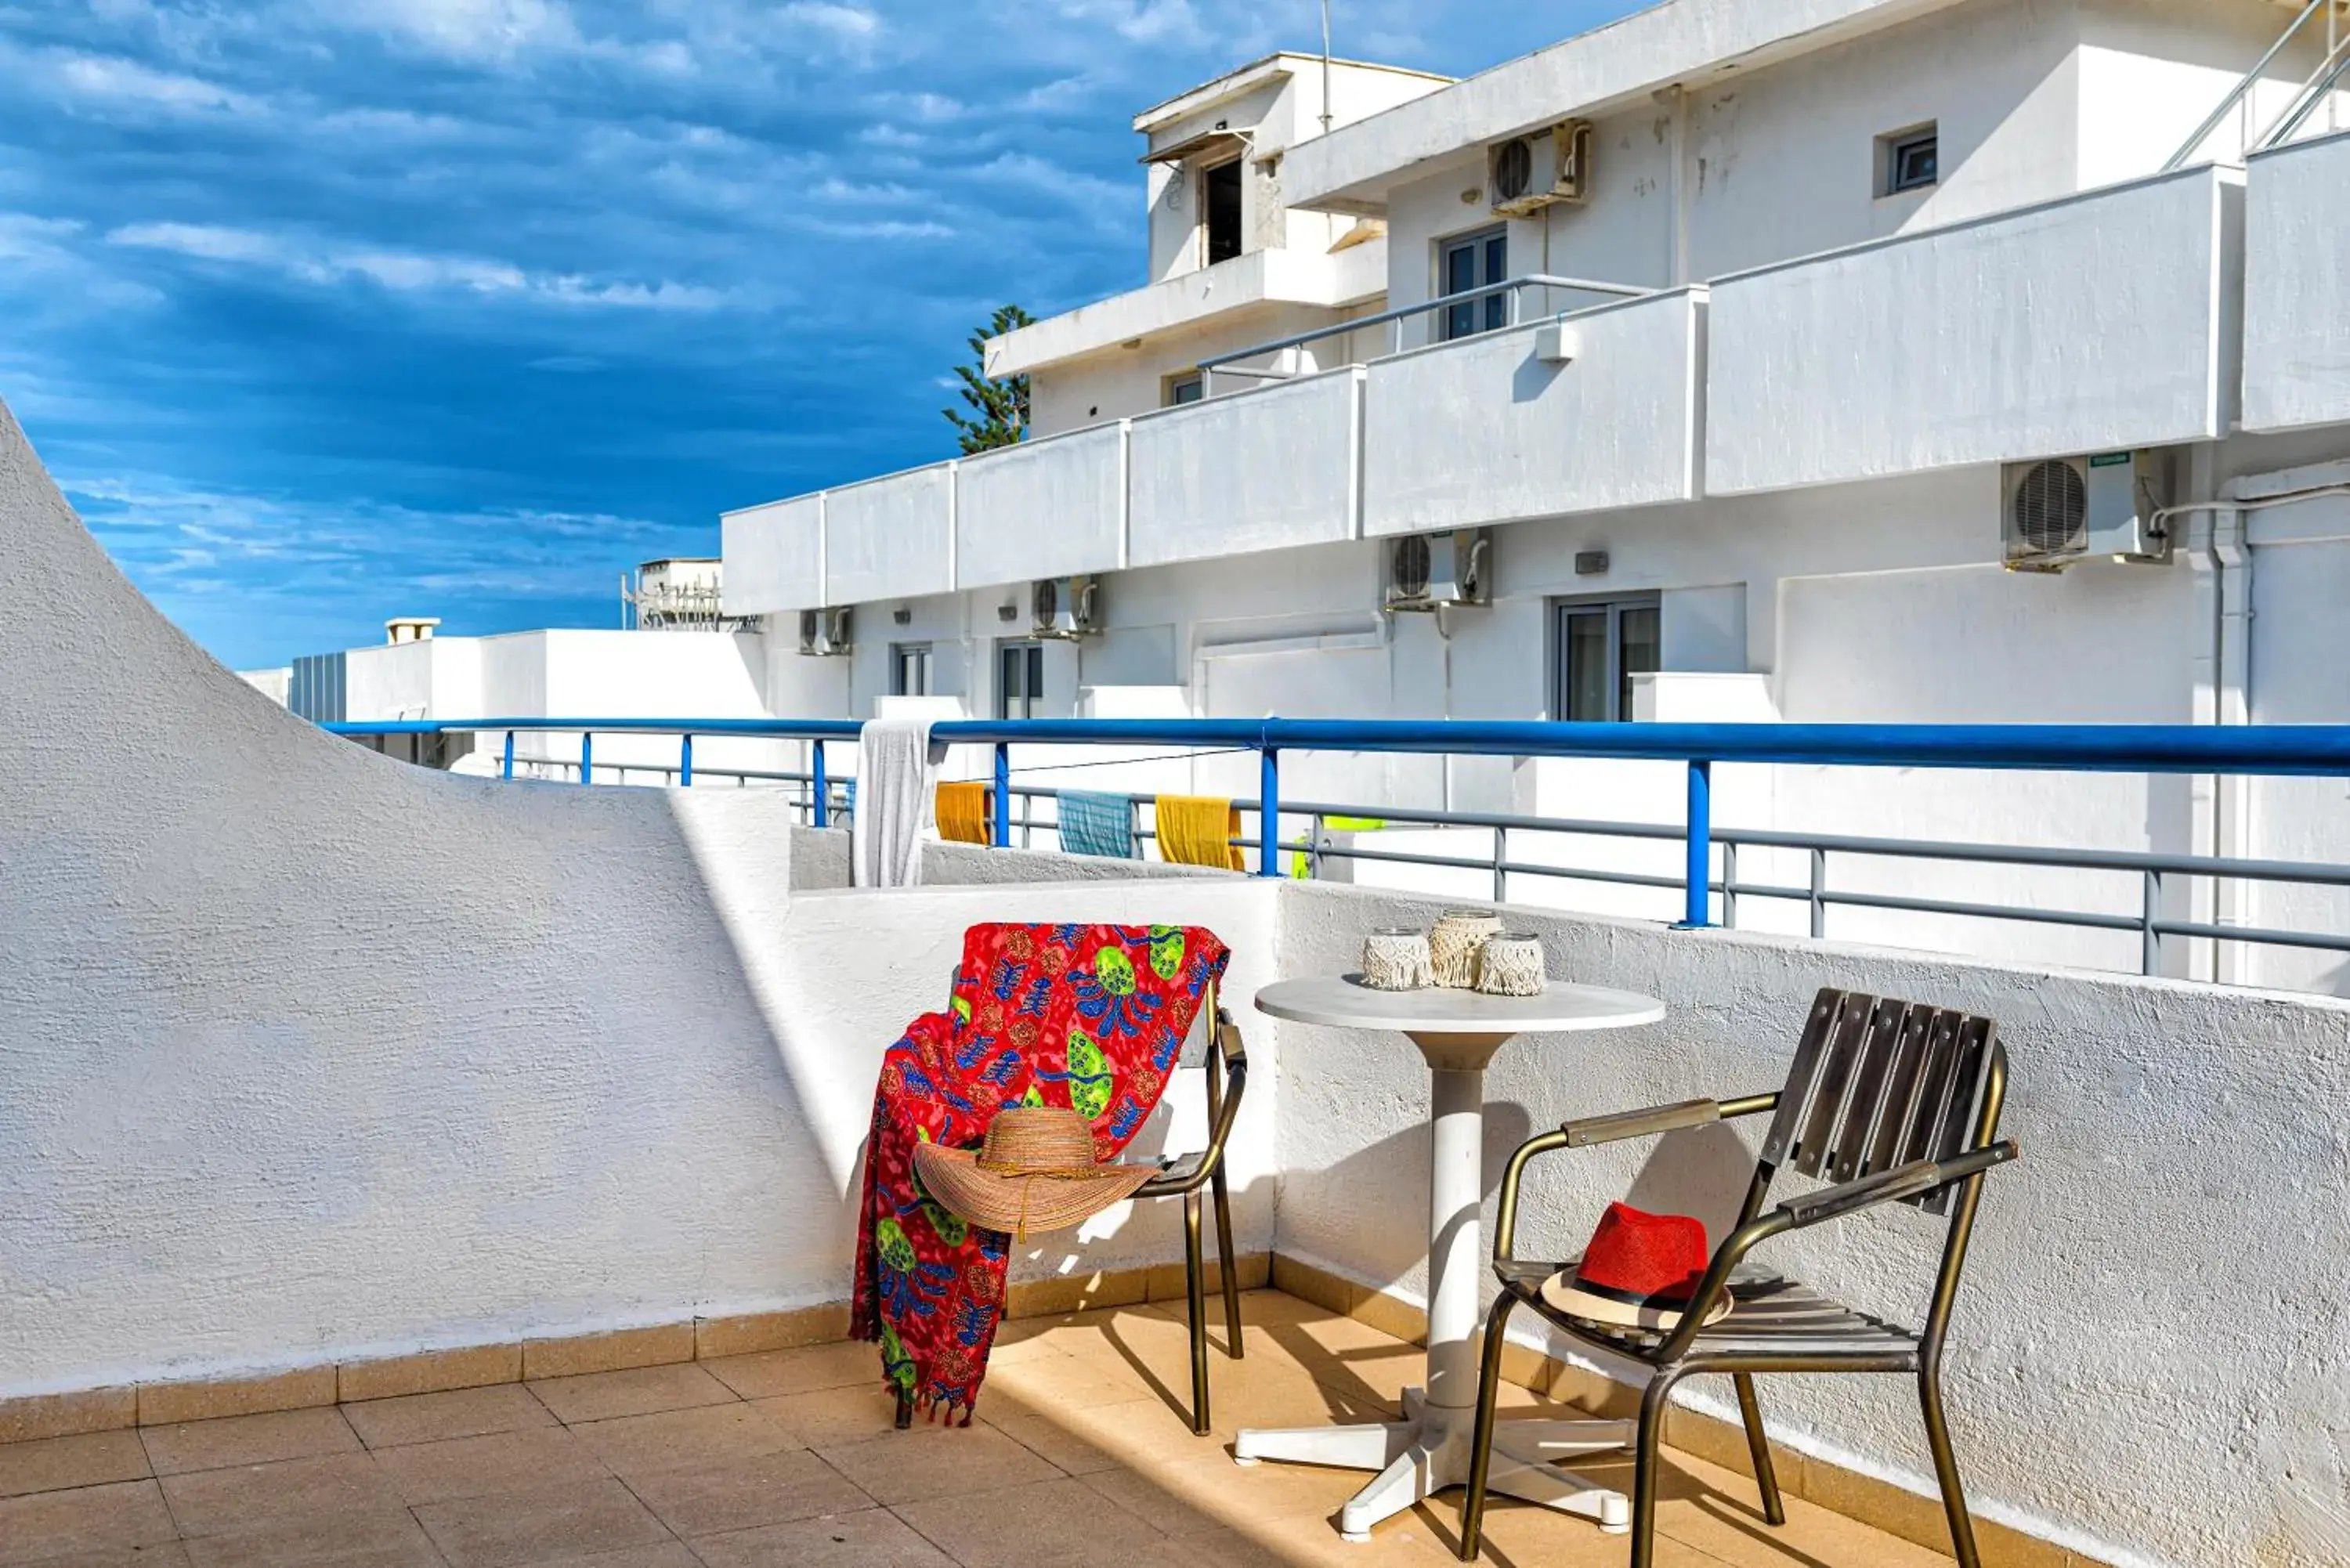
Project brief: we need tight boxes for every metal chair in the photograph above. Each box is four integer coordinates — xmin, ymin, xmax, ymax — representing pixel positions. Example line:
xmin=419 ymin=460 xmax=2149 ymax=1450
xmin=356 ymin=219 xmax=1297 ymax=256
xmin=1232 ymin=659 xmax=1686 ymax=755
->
xmin=1133 ymin=999 xmax=1249 ymax=1434
xmin=1456 ymin=987 xmax=2019 ymax=1567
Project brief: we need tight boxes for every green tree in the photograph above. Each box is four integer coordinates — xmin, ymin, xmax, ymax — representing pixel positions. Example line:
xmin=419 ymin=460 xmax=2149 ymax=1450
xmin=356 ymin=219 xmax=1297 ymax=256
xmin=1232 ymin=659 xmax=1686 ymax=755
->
xmin=943 ymin=304 xmax=1034 ymax=453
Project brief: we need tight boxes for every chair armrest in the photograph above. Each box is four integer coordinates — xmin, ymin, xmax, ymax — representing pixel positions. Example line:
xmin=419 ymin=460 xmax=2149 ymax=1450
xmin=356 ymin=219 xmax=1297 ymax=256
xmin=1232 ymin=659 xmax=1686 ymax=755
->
xmin=1776 ymin=1141 xmax=2019 ymax=1230
xmin=1563 ymin=1093 xmax=1777 ymax=1147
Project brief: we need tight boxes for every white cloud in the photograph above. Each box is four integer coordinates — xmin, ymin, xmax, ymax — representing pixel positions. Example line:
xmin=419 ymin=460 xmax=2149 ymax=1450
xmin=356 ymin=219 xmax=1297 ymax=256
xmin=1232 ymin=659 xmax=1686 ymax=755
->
xmin=50 ymin=53 xmax=261 ymax=116
xmin=104 ymin=222 xmax=728 ymax=309
xmin=349 ymin=0 xmax=582 ymax=63
xmin=779 ymin=2 xmax=879 ymax=44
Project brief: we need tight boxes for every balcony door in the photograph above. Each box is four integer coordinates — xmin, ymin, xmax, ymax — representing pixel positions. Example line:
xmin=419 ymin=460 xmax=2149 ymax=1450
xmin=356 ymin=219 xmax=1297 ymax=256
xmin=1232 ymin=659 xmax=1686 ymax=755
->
xmin=1441 ymin=227 xmax=1509 ymax=341
xmin=1553 ymin=595 xmax=1661 ymax=722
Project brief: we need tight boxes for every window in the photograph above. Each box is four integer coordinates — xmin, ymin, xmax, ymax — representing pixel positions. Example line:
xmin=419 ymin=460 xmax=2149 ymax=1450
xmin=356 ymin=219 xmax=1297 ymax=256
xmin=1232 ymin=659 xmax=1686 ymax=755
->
xmin=1880 ymin=125 xmax=1938 ymax=196
xmin=1202 ymin=158 xmax=1243 ymax=265
xmin=1166 ymin=374 xmax=1203 ymax=406
xmin=1553 ymin=595 xmax=1661 ymax=722
xmin=998 ymin=640 xmax=1046 ymax=721
xmin=1440 ymin=226 xmax=1509 ymax=341
xmin=890 ymin=642 xmax=932 ymax=698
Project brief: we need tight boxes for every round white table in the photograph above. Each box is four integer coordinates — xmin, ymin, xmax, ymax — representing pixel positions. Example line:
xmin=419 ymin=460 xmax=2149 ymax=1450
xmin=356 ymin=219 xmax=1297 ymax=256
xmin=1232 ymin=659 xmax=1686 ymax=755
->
xmin=1239 ymin=975 xmax=1667 ymax=1542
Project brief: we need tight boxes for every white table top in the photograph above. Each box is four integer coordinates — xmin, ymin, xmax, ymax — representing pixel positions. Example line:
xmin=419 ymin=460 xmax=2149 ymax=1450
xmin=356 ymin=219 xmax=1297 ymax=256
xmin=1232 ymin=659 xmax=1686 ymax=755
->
xmin=1253 ymin=975 xmax=1665 ymax=1035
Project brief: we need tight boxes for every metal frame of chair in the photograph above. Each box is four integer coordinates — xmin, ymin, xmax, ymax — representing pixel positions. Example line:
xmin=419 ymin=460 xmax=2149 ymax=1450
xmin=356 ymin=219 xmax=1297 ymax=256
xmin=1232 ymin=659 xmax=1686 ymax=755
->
xmin=1455 ymin=987 xmax=2020 ymax=1567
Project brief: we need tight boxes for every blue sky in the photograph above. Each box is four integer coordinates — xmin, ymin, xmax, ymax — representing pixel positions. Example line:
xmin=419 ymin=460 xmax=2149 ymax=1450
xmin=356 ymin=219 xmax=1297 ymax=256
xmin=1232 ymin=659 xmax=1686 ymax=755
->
xmin=2 ymin=0 xmax=1629 ymax=669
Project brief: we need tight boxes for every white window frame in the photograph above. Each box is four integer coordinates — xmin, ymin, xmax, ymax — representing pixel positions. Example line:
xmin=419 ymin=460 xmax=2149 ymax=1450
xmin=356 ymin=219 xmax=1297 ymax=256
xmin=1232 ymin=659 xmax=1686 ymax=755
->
xmin=1550 ymin=593 xmax=1662 ymax=723
xmin=1878 ymin=123 xmax=1939 ymax=197
xmin=890 ymin=642 xmax=933 ymax=698
xmin=1437 ymin=225 xmax=1510 ymax=342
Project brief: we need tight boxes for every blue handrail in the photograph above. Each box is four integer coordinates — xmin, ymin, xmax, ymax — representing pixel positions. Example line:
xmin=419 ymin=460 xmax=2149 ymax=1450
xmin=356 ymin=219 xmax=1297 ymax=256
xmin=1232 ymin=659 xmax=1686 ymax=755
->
xmin=320 ymin=717 xmax=2350 ymax=920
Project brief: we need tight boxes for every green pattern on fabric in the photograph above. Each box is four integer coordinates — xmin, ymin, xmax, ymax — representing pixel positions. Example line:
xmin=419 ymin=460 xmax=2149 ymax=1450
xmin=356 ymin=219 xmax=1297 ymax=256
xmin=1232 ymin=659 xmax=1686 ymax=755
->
xmin=1066 ymin=1030 xmax=1113 ymax=1120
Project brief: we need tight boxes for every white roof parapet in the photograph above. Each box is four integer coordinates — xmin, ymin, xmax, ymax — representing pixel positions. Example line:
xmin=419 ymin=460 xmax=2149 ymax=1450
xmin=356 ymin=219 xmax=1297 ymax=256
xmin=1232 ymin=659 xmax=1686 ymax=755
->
xmin=1131 ymin=52 xmax=1448 ymax=138
xmin=1283 ymin=0 xmax=1965 ymax=214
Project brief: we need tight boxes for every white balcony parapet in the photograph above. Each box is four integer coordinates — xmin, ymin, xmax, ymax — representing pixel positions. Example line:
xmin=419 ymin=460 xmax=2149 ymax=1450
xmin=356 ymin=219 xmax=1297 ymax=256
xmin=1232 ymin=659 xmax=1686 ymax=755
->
xmin=1363 ymin=287 xmax=1707 ymax=536
xmin=1704 ymin=164 xmax=2244 ymax=497
xmin=825 ymin=461 xmax=956 ymax=605
xmin=957 ymin=421 xmax=1129 ymax=589
xmin=2242 ymin=126 xmax=2350 ymax=435
xmin=1284 ymin=0 xmax=1934 ymax=214
xmin=719 ymin=492 xmax=822 ymax=616
xmin=1126 ymin=366 xmax=1364 ymax=569
xmin=985 ymin=245 xmax=1388 ymax=380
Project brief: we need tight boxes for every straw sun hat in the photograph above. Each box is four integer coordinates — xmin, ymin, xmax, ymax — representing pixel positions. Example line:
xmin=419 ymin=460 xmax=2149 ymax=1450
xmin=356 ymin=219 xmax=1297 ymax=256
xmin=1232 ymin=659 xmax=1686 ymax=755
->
xmin=913 ymin=1106 xmax=1158 ymax=1237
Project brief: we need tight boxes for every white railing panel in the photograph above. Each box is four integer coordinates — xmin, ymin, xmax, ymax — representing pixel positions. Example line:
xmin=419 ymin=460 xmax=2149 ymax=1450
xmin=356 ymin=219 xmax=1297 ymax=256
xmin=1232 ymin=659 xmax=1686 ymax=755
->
xmin=1362 ymin=288 xmax=1704 ymax=537
xmin=718 ymin=493 xmax=822 ymax=615
xmin=1127 ymin=367 xmax=1361 ymax=568
xmin=956 ymin=422 xmax=1126 ymax=589
xmin=2243 ymin=127 xmax=2350 ymax=434
xmin=825 ymin=462 xmax=955 ymax=605
xmin=1706 ymin=166 xmax=2242 ymax=496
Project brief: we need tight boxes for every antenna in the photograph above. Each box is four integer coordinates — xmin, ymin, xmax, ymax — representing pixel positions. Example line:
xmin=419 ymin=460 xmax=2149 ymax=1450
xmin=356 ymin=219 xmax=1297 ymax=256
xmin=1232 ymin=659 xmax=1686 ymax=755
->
xmin=1320 ymin=0 xmax=1334 ymax=134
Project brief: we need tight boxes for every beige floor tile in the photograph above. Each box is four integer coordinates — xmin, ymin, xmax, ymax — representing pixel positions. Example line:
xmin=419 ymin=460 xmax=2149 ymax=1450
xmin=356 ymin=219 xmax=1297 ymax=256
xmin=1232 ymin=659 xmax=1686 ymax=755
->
xmin=369 ymin=1425 xmax=609 ymax=1506
xmin=622 ymin=1448 xmax=872 ymax=1536
xmin=526 ymin=1364 xmax=735 ymax=1425
xmin=976 ymin=1404 xmax=1129 ymax=1475
xmin=414 ymin=1476 xmax=673 ymax=1568
xmin=815 ymin=1425 xmax=1062 ymax=1507
xmin=889 ymin=1474 xmax=1169 ymax=1568
xmin=159 ymin=1451 xmax=407 ymax=1538
xmin=16 ymin=1545 xmax=192 ymax=1568
xmin=701 ymin=1341 xmax=883 ymax=1401
xmin=0 ymin=1479 xmax=180 ymax=1565
xmin=1465 ymin=1496 xmax=1728 ymax=1568
xmin=0 ymin=1429 xmax=152 ymax=1498
xmin=748 ymin=1386 xmax=908 ymax=1449
xmin=1166 ymin=1509 xmax=1462 ymax=1568
xmin=342 ymin=1384 xmax=555 ymax=1449
xmin=140 ymin=1408 xmax=361 ymax=1476
xmin=509 ymin=1547 xmax=703 ymax=1568
xmin=177 ymin=1508 xmax=444 ymax=1568
xmin=1017 ymin=1392 xmax=1235 ymax=1472
xmin=569 ymin=1403 xmax=802 ymax=1478
xmin=689 ymin=1506 xmax=955 ymax=1567
xmin=978 ymin=1341 xmax=1158 ymax=1412
xmin=1086 ymin=1451 xmax=1379 ymax=1538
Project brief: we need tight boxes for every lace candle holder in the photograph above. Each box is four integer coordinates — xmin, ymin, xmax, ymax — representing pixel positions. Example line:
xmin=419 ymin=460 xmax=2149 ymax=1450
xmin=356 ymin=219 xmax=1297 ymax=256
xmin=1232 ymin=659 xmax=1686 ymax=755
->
xmin=1474 ymin=932 xmax=1548 ymax=997
xmin=1428 ymin=910 xmax=1502 ymax=989
xmin=1361 ymin=927 xmax=1434 ymax=991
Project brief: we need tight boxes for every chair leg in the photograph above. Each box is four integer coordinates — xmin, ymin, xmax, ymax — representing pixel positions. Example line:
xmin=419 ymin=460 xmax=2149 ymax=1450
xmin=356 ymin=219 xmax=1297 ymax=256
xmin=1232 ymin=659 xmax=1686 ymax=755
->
xmin=1453 ymin=1292 xmax=1519 ymax=1562
xmin=1209 ymin=1158 xmax=1244 ymax=1359
xmin=1630 ymin=1367 xmax=1682 ymax=1568
xmin=1184 ymin=1188 xmax=1212 ymax=1435
xmin=1733 ymin=1373 xmax=1785 ymax=1526
xmin=894 ymin=1389 xmax=913 ymax=1430
xmin=1920 ymin=1361 xmax=1983 ymax=1568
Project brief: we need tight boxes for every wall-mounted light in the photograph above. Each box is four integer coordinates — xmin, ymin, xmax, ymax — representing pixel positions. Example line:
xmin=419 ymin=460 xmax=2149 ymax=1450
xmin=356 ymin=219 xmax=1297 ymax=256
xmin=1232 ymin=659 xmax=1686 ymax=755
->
xmin=998 ymin=602 xmax=1019 ymax=622
xmin=1460 ymin=187 xmax=1483 ymax=205
xmin=892 ymin=605 xmax=912 ymax=625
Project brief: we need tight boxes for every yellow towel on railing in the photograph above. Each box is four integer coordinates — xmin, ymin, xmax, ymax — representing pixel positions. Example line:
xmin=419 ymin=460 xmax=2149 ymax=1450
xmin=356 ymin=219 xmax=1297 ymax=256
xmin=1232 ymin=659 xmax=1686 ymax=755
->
xmin=1155 ymin=795 xmax=1245 ymax=871
xmin=937 ymin=782 xmax=992 ymax=844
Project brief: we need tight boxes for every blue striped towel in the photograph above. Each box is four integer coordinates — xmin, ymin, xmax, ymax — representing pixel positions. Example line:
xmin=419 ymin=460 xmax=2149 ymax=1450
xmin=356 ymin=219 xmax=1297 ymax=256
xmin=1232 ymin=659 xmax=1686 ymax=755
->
xmin=1057 ymin=789 xmax=1136 ymax=860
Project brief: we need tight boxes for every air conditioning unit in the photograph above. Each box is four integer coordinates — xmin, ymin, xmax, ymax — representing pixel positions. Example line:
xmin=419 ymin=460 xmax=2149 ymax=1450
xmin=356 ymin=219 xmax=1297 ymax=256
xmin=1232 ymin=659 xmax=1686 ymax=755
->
xmin=2001 ymin=452 xmax=2172 ymax=572
xmin=797 ymin=605 xmax=853 ymax=656
xmin=1031 ymin=575 xmax=1101 ymax=639
xmin=1384 ymin=529 xmax=1491 ymax=612
xmin=1489 ymin=121 xmax=1593 ymax=217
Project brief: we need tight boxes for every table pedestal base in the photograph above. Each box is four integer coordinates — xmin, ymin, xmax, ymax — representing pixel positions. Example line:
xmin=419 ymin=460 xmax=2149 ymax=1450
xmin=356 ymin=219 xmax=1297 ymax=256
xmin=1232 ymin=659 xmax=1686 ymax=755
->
xmin=1235 ymin=1388 xmax=1633 ymax=1541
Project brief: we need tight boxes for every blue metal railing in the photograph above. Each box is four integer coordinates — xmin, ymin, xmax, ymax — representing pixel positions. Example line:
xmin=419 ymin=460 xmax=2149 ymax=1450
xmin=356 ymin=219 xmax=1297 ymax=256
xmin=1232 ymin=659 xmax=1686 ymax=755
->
xmin=321 ymin=717 xmax=2350 ymax=930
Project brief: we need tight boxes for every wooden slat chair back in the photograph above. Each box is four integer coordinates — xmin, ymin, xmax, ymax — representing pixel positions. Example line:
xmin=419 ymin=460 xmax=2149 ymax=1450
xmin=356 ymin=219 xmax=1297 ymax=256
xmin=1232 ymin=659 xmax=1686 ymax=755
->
xmin=1760 ymin=989 xmax=1999 ymax=1216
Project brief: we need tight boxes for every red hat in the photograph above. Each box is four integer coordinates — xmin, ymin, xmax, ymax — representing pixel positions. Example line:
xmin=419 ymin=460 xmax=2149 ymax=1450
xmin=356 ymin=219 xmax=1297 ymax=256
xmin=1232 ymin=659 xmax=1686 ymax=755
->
xmin=1541 ymin=1201 xmax=1733 ymax=1334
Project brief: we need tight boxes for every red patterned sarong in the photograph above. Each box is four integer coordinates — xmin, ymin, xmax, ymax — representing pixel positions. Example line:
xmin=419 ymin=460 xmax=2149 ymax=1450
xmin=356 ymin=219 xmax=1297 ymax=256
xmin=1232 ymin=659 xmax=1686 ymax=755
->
xmin=851 ymin=923 xmax=1230 ymax=1422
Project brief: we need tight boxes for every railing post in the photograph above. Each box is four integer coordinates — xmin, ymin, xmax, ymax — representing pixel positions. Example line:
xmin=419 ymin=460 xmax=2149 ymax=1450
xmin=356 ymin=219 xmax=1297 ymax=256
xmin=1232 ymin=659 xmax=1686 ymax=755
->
xmin=1492 ymin=825 xmax=1507 ymax=904
xmin=1810 ymin=847 xmax=1828 ymax=940
xmin=1311 ymin=813 xmax=1326 ymax=880
xmin=1677 ymin=759 xmax=1712 ymax=927
xmin=580 ymin=731 xmax=592 ymax=786
xmin=680 ymin=733 xmax=693 ymax=788
xmin=812 ymin=741 xmax=830 ymax=827
xmin=502 ymin=731 xmax=515 ymax=782
xmin=992 ymin=742 xmax=1011 ymax=849
xmin=1259 ymin=748 xmax=1281 ymax=877
xmin=1722 ymin=840 xmax=1739 ymax=930
xmin=2142 ymin=869 xmax=2162 ymax=977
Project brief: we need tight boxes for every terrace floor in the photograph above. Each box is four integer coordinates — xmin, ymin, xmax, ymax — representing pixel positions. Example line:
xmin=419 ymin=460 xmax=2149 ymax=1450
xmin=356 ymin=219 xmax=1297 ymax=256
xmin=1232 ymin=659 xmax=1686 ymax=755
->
xmin=0 ymin=1289 xmax=1956 ymax=1568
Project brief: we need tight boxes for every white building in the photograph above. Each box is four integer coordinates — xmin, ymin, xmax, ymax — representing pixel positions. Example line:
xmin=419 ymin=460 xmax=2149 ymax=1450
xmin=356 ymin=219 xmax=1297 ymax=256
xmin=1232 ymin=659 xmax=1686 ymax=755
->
xmin=709 ymin=0 xmax=2350 ymax=992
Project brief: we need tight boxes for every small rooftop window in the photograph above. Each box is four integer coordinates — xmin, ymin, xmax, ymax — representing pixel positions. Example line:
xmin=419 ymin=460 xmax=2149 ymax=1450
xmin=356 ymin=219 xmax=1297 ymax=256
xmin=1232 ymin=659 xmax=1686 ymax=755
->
xmin=1880 ymin=125 xmax=1938 ymax=196
xmin=1203 ymin=157 xmax=1243 ymax=265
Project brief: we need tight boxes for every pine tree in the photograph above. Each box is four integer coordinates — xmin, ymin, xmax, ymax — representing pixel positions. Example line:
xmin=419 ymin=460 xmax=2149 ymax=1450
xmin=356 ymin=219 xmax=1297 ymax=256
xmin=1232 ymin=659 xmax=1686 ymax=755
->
xmin=943 ymin=305 xmax=1034 ymax=453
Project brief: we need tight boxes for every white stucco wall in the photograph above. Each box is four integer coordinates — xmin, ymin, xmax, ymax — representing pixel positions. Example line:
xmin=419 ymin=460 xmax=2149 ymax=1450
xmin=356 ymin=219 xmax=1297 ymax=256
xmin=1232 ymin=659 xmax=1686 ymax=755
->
xmin=2241 ymin=127 xmax=2350 ymax=435
xmin=1361 ymin=287 xmax=1704 ymax=534
xmin=1705 ymin=164 xmax=2241 ymax=496
xmin=825 ymin=462 xmax=955 ymax=606
xmin=1126 ymin=367 xmax=1363 ymax=568
xmin=1271 ymin=878 xmax=2350 ymax=1568
xmin=956 ymin=421 xmax=1126 ymax=589
xmin=719 ymin=492 xmax=822 ymax=616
